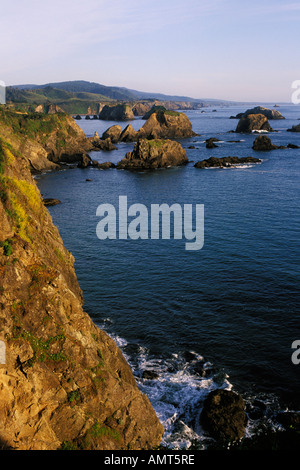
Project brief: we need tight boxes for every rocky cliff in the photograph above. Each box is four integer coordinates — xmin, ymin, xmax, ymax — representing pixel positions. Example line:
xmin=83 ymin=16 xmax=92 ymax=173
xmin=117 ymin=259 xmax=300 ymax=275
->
xmin=0 ymin=111 xmax=164 ymax=450
xmin=0 ymin=108 xmax=95 ymax=172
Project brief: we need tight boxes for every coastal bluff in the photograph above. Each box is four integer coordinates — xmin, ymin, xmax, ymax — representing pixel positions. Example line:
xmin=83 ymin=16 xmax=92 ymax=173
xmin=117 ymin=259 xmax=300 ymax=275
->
xmin=0 ymin=110 xmax=164 ymax=449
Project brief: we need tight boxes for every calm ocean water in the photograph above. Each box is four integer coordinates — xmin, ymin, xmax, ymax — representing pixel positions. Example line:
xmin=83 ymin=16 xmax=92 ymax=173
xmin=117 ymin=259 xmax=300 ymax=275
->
xmin=36 ymin=105 xmax=300 ymax=448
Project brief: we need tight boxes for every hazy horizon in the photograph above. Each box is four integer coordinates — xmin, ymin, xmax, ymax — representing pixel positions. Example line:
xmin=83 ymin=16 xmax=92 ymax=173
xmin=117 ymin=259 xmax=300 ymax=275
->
xmin=1 ymin=0 xmax=299 ymax=103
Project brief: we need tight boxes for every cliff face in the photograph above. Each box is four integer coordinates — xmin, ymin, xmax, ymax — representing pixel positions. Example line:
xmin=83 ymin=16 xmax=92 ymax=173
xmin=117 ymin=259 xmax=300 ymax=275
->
xmin=0 ymin=117 xmax=164 ymax=449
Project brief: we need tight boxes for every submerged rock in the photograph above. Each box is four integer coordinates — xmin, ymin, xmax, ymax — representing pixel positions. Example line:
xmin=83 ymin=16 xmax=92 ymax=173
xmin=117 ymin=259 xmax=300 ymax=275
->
xmin=236 ymin=114 xmax=273 ymax=133
xmin=194 ymin=156 xmax=261 ymax=168
xmin=117 ymin=138 xmax=188 ymax=170
xmin=200 ymin=389 xmax=247 ymax=441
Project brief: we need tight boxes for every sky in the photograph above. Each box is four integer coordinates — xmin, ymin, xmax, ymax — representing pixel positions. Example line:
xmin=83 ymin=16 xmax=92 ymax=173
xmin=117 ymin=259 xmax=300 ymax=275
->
xmin=1 ymin=0 xmax=299 ymax=102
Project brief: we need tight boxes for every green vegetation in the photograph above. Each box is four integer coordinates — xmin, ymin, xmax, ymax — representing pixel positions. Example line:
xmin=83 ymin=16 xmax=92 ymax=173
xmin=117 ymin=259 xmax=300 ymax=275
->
xmin=148 ymin=139 xmax=167 ymax=148
xmin=11 ymin=325 xmax=67 ymax=366
xmin=60 ymin=422 xmax=121 ymax=450
xmin=0 ymin=239 xmax=13 ymax=256
xmin=164 ymin=110 xmax=181 ymax=116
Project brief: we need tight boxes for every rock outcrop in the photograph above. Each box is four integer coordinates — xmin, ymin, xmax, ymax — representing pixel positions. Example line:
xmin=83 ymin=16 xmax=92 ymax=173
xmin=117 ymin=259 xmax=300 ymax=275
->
xmin=200 ymin=389 xmax=247 ymax=441
xmin=117 ymin=138 xmax=188 ymax=170
xmin=101 ymin=125 xmax=122 ymax=143
xmin=232 ymin=106 xmax=285 ymax=120
xmin=89 ymin=132 xmax=117 ymax=151
xmin=235 ymin=114 xmax=273 ymax=133
xmin=287 ymin=124 xmax=300 ymax=132
xmin=99 ymin=104 xmax=135 ymax=121
xmin=194 ymin=156 xmax=261 ymax=168
xmin=102 ymin=110 xmax=197 ymax=143
xmin=140 ymin=110 xmax=197 ymax=140
xmin=252 ymin=135 xmax=278 ymax=151
xmin=0 ymin=121 xmax=164 ymax=450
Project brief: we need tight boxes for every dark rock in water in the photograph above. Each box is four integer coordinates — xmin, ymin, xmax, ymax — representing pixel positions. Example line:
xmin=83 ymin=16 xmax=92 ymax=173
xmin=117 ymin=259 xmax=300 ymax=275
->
xmin=188 ymin=145 xmax=196 ymax=149
xmin=93 ymin=161 xmax=116 ymax=170
xmin=43 ymin=198 xmax=61 ymax=206
xmin=85 ymin=115 xmax=90 ymax=120
xmin=77 ymin=154 xmax=92 ymax=168
xmin=287 ymin=143 xmax=300 ymax=149
xmin=236 ymin=114 xmax=273 ymax=133
xmin=287 ymin=124 xmax=300 ymax=132
xmin=200 ymin=389 xmax=248 ymax=441
xmin=142 ymin=370 xmax=159 ymax=380
xmin=276 ymin=412 xmax=300 ymax=430
xmin=245 ymin=399 xmax=267 ymax=420
xmin=117 ymin=138 xmax=188 ymax=170
xmin=233 ymin=106 xmax=285 ymax=120
xmin=194 ymin=156 xmax=261 ymax=168
xmin=92 ymin=115 xmax=98 ymax=120
xmin=86 ymin=179 xmax=92 ymax=182
xmin=74 ymin=115 xmax=82 ymax=120
xmin=252 ymin=135 xmax=278 ymax=151
xmin=206 ymin=137 xmax=220 ymax=149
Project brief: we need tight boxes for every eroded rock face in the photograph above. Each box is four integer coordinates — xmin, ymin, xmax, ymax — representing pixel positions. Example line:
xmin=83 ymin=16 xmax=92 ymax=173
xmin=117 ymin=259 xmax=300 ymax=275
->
xmin=117 ymin=138 xmax=188 ymax=170
xmin=0 ymin=128 xmax=164 ymax=450
xmin=235 ymin=114 xmax=273 ymax=133
xmin=200 ymin=389 xmax=247 ymax=441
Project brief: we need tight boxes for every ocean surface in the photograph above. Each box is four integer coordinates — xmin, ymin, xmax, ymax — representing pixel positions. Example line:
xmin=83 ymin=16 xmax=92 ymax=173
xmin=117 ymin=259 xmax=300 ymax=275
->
xmin=36 ymin=104 xmax=300 ymax=449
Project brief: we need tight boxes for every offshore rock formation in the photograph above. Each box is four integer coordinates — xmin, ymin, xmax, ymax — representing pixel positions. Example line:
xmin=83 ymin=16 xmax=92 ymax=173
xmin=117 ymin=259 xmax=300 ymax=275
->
xmin=140 ymin=110 xmax=198 ymax=140
xmin=99 ymin=104 xmax=135 ymax=121
xmin=0 ymin=116 xmax=164 ymax=450
xmin=103 ymin=110 xmax=197 ymax=144
xmin=117 ymin=138 xmax=188 ymax=170
xmin=287 ymin=123 xmax=300 ymax=132
xmin=252 ymin=135 xmax=278 ymax=151
xmin=232 ymin=106 xmax=285 ymax=120
xmin=235 ymin=114 xmax=273 ymax=133
xmin=194 ymin=156 xmax=261 ymax=168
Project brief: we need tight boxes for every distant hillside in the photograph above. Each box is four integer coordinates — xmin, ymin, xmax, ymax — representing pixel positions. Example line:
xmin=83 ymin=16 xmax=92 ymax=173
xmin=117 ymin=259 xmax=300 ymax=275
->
xmin=10 ymin=80 xmax=236 ymax=106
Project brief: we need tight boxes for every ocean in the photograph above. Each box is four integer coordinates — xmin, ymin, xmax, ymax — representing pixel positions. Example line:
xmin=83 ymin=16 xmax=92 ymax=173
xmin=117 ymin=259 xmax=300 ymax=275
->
xmin=35 ymin=104 xmax=300 ymax=449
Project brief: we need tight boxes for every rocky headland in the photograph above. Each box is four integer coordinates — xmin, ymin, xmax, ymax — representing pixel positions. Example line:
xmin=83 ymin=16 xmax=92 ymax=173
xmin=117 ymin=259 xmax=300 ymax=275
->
xmin=0 ymin=110 xmax=164 ymax=450
xmin=98 ymin=104 xmax=135 ymax=121
xmin=0 ymin=108 xmax=100 ymax=173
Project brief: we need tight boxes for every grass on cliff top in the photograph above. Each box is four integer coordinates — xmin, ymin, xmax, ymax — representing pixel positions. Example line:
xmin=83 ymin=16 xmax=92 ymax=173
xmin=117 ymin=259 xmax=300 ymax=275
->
xmin=0 ymin=106 xmax=67 ymax=141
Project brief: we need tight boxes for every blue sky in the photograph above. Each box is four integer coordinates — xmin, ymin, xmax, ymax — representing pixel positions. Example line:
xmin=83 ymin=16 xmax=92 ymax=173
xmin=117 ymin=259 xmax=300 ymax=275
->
xmin=1 ymin=0 xmax=299 ymax=101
